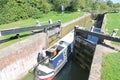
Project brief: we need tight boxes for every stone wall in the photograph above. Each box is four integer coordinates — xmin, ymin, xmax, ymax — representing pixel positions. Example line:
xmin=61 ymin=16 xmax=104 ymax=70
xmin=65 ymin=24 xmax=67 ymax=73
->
xmin=88 ymin=45 xmax=103 ymax=80
xmin=0 ymin=14 xmax=91 ymax=80
xmin=61 ymin=14 xmax=91 ymax=37
xmin=88 ymin=14 xmax=110 ymax=80
xmin=88 ymin=44 xmax=117 ymax=80
xmin=101 ymin=14 xmax=107 ymax=33
xmin=73 ymin=14 xmax=109 ymax=80
xmin=0 ymin=33 xmax=48 ymax=80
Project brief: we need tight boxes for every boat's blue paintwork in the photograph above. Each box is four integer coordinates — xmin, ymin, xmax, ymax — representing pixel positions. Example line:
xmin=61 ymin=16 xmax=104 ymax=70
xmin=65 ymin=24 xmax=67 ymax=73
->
xmin=36 ymin=31 xmax=74 ymax=80
xmin=51 ymin=52 xmax=64 ymax=69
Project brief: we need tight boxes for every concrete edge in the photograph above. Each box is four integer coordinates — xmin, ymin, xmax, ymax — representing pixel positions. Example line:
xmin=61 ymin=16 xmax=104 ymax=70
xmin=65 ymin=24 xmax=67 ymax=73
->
xmin=88 ymin=45 xmax=103 ymax=80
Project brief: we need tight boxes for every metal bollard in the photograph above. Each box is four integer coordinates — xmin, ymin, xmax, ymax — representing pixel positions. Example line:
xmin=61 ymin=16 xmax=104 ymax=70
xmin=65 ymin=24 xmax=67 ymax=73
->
xmin=111 ymin=29 xmax=119 ymax=37
xmin=48 ymin=19 xmax=53 ymax=24
xmin=36 ymin=20 xmax=41 ymax=26
xmin=0 ymin=31 xmax=2 ymax=40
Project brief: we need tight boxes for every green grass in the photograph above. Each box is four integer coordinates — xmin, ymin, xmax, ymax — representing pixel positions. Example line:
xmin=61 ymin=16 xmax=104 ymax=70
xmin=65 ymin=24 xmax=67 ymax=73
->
xmin=106 ymin=13 xmax=120 ymax=45
xmin=0 ymin=32 xmax=30 ymax=49
xmin=106 ymin=13 xmax=120 ymax=36
xmin=102 ymin=52 xmax=120 ymax=80
xmin=102 ymin=13 xmax=120 ymax=80
xmin=0 ymin=11 xmax=84 ymax=30
xmin=0 ymin=11 xmax=84 ymax=49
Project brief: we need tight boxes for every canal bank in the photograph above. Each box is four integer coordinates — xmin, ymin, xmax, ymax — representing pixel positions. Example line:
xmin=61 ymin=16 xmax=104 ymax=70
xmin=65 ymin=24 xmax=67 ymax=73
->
xmin=0 ymin=14 xmax=91 ymax=80
xmin=22 ymin=13 xmax=107 ymax=80
xmin=21 ymin=14 xmax=91 ymax=80
xmin=22 ymin=13 xmax=120 ymax=80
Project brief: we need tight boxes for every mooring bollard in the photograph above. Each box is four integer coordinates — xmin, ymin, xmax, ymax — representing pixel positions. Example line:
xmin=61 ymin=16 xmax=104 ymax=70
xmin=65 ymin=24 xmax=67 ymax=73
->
xmin=90 ymin=26 xmax=94 ymax=32
xmin=58 ymin=20 xmax=61 ymax=24
xmin=111 ymin=28 xmax=119 ymax=37
xmin=0 ymin=31 xmax=2 ymax=40
xmin=48 ymin=19 xmax=53 ymax=24
xmin=36 ymin=20 xmax=41 ymax=26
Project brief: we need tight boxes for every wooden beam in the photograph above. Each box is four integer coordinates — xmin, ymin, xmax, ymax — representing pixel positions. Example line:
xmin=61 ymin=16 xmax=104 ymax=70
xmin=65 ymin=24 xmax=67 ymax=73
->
xmin=75 ymin=27 xmax=120 ymax=42
xmin=1 ymin=22 xmax=61 ymax=36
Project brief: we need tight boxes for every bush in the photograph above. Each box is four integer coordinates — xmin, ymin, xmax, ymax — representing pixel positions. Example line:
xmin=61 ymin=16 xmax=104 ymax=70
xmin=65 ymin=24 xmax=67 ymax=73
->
xmin=32 ymin=12 xmax=43 ymax=19
xmin=0 ymin=0 xmax=52 ymax=25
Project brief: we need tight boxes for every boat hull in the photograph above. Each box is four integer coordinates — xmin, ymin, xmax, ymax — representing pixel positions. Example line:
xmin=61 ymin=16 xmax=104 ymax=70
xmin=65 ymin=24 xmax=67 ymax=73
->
xmin=36 ymin=73 xmax=54 ymax=80
xmin=36 ymin=31 xmax=74 ymax=80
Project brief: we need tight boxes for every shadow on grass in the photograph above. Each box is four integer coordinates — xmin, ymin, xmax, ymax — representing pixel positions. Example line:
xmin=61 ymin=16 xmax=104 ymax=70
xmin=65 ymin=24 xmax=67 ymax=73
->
xmin=0 ymin=33 xmax=31 ymax=44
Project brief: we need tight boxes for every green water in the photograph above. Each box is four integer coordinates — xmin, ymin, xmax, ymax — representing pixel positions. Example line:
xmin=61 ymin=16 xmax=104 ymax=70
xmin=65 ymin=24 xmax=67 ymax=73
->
xmin=22 ymin=59 xmax=89 ymax=80
xmin=22 ymin=72 xmax=35 ymax=80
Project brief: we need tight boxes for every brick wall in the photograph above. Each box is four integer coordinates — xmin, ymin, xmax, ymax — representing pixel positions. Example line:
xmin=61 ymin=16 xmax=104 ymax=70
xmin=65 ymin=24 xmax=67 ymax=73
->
xmin=0 ymin=33 xmax=48 ymax=80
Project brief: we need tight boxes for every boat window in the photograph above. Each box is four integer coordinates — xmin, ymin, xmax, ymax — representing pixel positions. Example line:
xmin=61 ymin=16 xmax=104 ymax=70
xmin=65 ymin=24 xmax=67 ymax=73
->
xmin=57 ymin=45 xmax=64 ymax=51
xmin=46 ymin=51 xmax=54 ymax=58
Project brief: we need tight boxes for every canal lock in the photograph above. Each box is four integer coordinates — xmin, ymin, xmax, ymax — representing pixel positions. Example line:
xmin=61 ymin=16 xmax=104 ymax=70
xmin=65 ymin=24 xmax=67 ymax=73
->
xmin=22 ymin=13 xmax=105 ymax=80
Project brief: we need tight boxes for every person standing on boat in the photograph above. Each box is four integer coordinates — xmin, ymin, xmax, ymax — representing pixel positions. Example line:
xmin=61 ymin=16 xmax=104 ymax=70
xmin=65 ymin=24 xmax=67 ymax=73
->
xmin=41 ymin=48 xmax=46 ymax=59
xmin=37 ymin=48 xmax=46 ymax=64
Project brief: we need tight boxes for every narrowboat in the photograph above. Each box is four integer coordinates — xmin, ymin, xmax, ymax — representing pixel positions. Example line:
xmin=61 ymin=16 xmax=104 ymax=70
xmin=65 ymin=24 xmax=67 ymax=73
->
xmin=35 ymin=31 xmax=74 ymax=80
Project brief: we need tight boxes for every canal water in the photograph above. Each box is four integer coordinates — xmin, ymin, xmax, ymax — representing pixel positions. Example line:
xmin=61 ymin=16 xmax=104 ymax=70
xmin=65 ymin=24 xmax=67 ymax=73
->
xmin=22 ymin=58 xmax=89 ymax=80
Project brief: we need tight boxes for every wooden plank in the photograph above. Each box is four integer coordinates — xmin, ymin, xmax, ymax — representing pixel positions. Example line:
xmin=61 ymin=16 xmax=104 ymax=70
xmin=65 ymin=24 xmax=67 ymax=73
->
xmin=75 ymin=27 xmax=120 ymax=42
xmin=1 ymin=22 xmax=61 ymax=36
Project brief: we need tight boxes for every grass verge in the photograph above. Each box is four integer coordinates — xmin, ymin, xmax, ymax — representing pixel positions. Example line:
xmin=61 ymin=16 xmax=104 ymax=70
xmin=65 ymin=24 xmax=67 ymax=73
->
xmin=102 ymin=13 xmax=120 ymax=80
xmin=0 ymin=11 xmax=84 ymax=49
xmin=106 ymin=13 xmax=120 ymax=45
xmin=0 ymin=11 xmax=84 ymax=30
xmin=106 ymin=13 xmax=120 ymax=36
xmin=102 ymin=52 xmax=120 ymax=80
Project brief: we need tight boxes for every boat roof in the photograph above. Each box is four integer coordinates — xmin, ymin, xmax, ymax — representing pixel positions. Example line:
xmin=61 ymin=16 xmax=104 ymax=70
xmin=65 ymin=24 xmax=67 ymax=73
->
xmin=47 ymin=30 xmax=74 ymax=51
xmin=59 ymin=30 xmax=74 ymax=46
xmin=55 ymin=30 xmax=74 ymax=47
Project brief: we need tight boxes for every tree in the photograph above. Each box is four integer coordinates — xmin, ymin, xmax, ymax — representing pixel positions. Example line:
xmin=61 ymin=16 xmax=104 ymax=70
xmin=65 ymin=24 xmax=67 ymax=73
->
xmin=107 ymin=0 xmax=113 ymax=8
xmin=29 ymin=0 xmax=52 ymax=13
xmin=50 ymin=0 xmax=72 ymax=11
xmin=99 ymin=2 xmax=110 ymax=12
xmin=92 ymin=2 xmax=100 ymax=12
xmin=70 ymin=0 xmax=86 ymax=11
xmin=0 ymin=0 xmax=52 ymax=24
xmin=0 ymin=0 xmax=8 ymax=9
xmin=112 ymin=3 xmax=120 ymax=12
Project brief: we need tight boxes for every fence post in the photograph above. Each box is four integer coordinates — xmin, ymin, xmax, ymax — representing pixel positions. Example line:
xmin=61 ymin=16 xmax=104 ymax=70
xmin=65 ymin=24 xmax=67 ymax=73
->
xmin=0 ymin=31 xmax=2 ymax=40
xmin=48 ymin=19 xmax=53 ymax=24
xmin=36 ymin=20 xmax=41 ymax=26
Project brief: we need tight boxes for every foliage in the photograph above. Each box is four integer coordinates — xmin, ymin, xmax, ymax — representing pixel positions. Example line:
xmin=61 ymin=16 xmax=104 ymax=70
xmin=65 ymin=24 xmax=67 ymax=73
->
xmin=99 ymin=2 xmax=110 ymax=12
xmin=0 ymin=0 xmax=52 ymax=25
xmin=70 ymin=0 xmax=85 ymax=10
xmin=106 ymin=0 xmax=113 ymax=7
xmin=0 ymin=11 xmax=84 ymax=29
xmin=50 ymin=0 xmax=72 ymax=11
xmin=0 ymin=0 xmax=120 ymax=25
